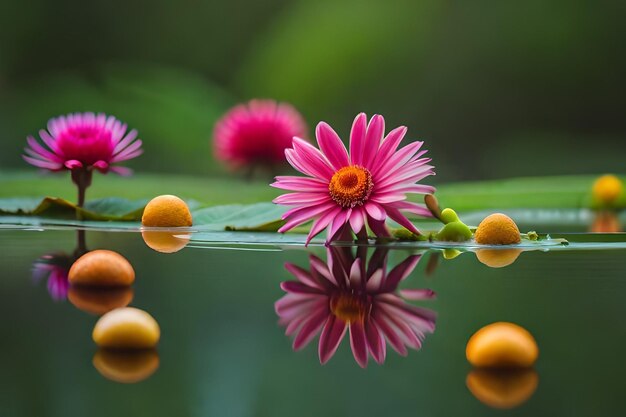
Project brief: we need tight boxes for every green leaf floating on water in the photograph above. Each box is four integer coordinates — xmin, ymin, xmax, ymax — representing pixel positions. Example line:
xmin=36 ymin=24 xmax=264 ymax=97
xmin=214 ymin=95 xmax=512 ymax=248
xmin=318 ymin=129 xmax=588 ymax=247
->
xmin=0 ymin=198 xmax=287 ymax=231
xmin=0 ymin=196 xmax=147 ymax=221
xmin=192 ymin=202 xmax=286 ymax=231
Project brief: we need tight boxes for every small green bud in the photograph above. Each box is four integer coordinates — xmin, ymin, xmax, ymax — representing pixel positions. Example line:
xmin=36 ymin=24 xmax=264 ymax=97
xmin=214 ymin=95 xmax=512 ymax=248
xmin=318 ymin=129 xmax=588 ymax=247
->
xmin=527 ymin=231 xmax=539 ymax=241
xmin=440 ymin=208 xmax=460 ymax=224
xmin=436 ymin=221 xmax=473 ymax=242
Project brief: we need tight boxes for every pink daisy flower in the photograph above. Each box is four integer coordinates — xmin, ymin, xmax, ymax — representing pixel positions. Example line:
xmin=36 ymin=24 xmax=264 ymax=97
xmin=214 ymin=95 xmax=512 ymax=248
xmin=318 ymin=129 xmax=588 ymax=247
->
xmin=272 ymin=113 xmax=435 ymax=244
xmin=213 ymin=99 xmax=307 ymax=171
xmin=23 ymin=112 xmax=142 ymax=206
xmin=275 ymin=247 xmax=436 ymax=368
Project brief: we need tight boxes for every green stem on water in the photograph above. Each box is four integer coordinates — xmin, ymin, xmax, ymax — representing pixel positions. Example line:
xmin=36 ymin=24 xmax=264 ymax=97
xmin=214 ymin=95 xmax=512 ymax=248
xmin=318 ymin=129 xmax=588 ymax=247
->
xmin=70 ymin=169 xmax=93 ymax=219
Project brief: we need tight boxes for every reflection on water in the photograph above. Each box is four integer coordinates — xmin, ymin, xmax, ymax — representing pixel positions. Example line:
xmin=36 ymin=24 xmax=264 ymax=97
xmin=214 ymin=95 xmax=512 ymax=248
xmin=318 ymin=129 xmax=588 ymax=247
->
xmin=93 ymin=349 xmax=160 ymax=384
xmin=32 ymin=252 xmax=73 ymax=301
xmin=466 ymin=368 xmax=539 ymax=409
xmin=276 ymin=246 xmax=436 ymax=367
xmin=141 ymin=230 xmax=191 ymax=253
xmin=590 ymin=211 xmax=622 ymax=233
xmin=474 ymin=249 xmax=523 ymax=268
xmin=31 ymin=230 xmax=87 ymax=301
xmin=68 ymin=286 xmax=134 ymax=315
xmin=27 ymin=230 xmax=160 ymax=384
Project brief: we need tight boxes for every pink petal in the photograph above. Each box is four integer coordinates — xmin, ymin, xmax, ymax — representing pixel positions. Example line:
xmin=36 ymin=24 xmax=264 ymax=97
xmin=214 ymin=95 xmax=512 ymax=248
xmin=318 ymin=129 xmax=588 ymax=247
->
xmin=279 ymin=202 xmax=336 ymax=233
xmin=399 ymin=289 xmax=436 ymax=300
xmin=367 ymin=216 xmax=391 ymax=238
xmin=113 ymin=129 xmax=138 ymax=152
xmin=361 ymin=114 xmax=384 ymax=169
xmin=349 ymin=258 xmax=362 ymax=287
xmin=370 ymin=126 xmax=407 ymax=173
xmin=315 ymin=122 xmax=349 ymax=170
xmin=273 ymin=192 xmax=330 ymax=206
xmin=349 ymin=208 xmax=366 ymax=234
xmin=327 ymin=208 xmax=351 ymax=242
xmin=26 ymin=136 xmax=62 ymax=162
xmin=22 ymin=155 xmax=62 ymax=170
xmin=290 ymin=138 xmax=334 ymax=180
xmin=365 ymin=269 xmax=384 ymax=292
xmin=271 ymin=176 xmax=329 ymax=192
xmin=365 ymin=202 xmax=386 ymax=221
xmin=371 ymin=312 xmax=408 ymax=356
xmin=385 ymin=207 xmax=420 ymax=235
xmin=93 ymin=160 xmax=109 ymax=173
xmin=109 ymin=166 xmax=133 ymax=176
xmin=280 ymin=281 xmax=324 ymax=294
xmin=349 ymin=321 xmax=369 ymax=368
xmin=64 ymin=160 xmax=83 ymax=170
xmin=318 ymin=315 xmax=348 ymax=364
xmin=306 ymin=207 xmax=342 ymax=245
xmin=383 ymin=255 xmax=421 ymax=291
xmin=293 ymin=308 xmax=330 ymax=351
xmin=373 ymin=141 xmax=424 ymax=179
xmin=349 ymin=113 xmax=367 ymax=166
xmin=285 ymin=263 xmax=325 ymax=289
xmin=365 ymin=319 xmax=386 ymax=364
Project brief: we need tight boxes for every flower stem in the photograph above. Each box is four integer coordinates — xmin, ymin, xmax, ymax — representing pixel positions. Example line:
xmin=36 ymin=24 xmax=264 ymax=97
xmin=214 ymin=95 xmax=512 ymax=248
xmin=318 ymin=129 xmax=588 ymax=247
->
xmin=71 ymin=169 xmax=93 ymax=219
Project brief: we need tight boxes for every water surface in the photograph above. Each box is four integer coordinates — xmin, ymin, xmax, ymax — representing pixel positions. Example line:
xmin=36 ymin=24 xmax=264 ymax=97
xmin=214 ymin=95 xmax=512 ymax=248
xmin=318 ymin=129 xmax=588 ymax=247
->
xmin=0 ymin=228 xmax=625 ymax=416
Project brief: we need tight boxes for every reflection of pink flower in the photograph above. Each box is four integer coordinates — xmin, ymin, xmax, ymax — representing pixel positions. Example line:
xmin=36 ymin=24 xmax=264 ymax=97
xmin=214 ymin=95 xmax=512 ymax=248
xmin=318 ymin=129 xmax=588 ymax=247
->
xmin=23 ymin=112 xmax=142 ymax=175
xmin=213 ymin=99 xmax=307 ymax=169
xmin=32 ymin=254 xmax=72 ymax=301
xmin=275 ymin=248 xmax=436 ymax=368
xmin=272 ymin=113 xmax=435 ymax=244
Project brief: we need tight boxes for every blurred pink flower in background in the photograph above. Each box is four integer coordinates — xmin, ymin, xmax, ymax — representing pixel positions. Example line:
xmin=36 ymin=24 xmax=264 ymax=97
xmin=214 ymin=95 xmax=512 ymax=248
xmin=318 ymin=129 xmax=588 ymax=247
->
xmin=23 ymin=112 xmax=142 ymax=206
xmin=213 ymin=99 xmax=307 ymax=171
xmin=275 ymin=247 xmax=436 ymax=368
xmin=272 ymin=113 xmax=435 ymax=244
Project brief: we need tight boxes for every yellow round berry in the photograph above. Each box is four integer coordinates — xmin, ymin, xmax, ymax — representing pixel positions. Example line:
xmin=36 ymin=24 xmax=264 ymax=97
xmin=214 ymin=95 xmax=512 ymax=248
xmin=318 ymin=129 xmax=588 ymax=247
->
xmin=93 ymin=349 xmax=160 ymax=384
xmin=466 ymin=322 xmax=539 ymax=368
xmin=475 ymin=213 xmax=521 ymax=245
xmin=93 ymin=307 xmax=160 ymax=349
xmin=141 ymin=231 xmax=190 ymax=253
xmin=142 ymin=195 xmax=192 ymax=227
xmin=466 ymin=368 xmax=539 ymax=409
xmin=69 ymin=250 xmax=135 ymax=287
xmin=475 ymin=249 xmax=522 ymax=268
xmin=592 ymin=174 xmax=623 ymax=206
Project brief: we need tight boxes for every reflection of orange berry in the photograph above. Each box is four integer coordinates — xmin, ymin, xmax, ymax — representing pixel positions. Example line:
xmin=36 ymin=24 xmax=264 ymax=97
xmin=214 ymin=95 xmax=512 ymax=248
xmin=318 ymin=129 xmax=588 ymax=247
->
xmin=142 ymin=231 xmax=191 ymax=253
xmin=475 ymin=249 xmax=522 ymax=268
xmin=93 ymin=349 xmax=160 ymax=384
xmin=93 ymin=307 xmax=160 ymax=349
xmin=142 ymin=195 xmax=192 ymax=227
xmin=475 ymin=213 xmax=521 ymax=245
xmin=466 ymin=368 xmax=538 ymax=409
xmin=590 ymin=211 xmax=621 ymax=233
xmin=69 ymin=250 xmax=135 ymax=287
xmin=592 ymin=174 xmax=623 ymax=206
xmin=68 ymin=286 xmax=134 ymax=315
xmin=466 ymin=322 xmax=538 ymax=368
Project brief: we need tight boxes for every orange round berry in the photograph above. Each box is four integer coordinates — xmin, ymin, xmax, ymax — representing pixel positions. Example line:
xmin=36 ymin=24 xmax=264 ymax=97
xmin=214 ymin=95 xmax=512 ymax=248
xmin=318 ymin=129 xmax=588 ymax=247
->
xmin=142 ymin=195 xmax=192 ymax=227
xmin=592 ymin=174 xmax=623 ymax=206
xmin=475 ymin=213 xmax=521 ymax=245
xmin=466 ymin=322 xmax=539 ymax=368
xmin=69 ymin=250 xmax=135 ymax=287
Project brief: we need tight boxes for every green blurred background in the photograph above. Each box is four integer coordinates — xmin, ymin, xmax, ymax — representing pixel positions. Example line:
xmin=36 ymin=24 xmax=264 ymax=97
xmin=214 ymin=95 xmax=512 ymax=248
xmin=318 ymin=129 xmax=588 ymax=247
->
xmin=1 ymin=0 xmax=625 ymax=182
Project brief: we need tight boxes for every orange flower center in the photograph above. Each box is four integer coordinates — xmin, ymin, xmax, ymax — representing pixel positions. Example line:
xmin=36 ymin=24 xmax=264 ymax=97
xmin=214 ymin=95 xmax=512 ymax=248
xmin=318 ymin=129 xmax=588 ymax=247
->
xmin=328 ymin=166 xmax=373 ymax=208
xmin=330 ymin=293 xmax=368 ymax=324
